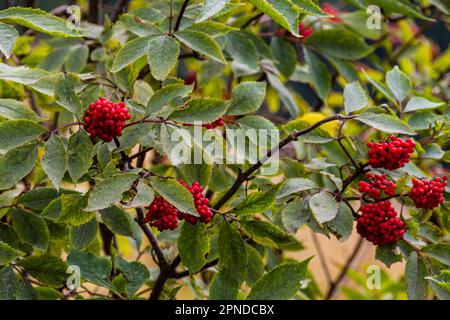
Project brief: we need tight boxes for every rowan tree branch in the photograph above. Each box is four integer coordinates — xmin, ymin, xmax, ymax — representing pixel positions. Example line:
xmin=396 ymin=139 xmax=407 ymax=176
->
xmin=174 ymin=0 xmax=190 ymax=32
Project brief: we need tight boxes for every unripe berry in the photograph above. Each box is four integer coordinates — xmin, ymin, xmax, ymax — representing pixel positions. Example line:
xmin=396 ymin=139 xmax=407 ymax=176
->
xmin=358 ymin=173 xmax=396 ymax=200
xmin=357 ymin=201 xmax=406 ymax=246
xmin=367 ymin=135 xmax=415 ymax=170
xmin=177 ymin=179 xmax=214 ymax=224
xmin=409 ymin=176 xmax=447 ymax=210
xmin=83 ymin=97 xmax=131 ymax=142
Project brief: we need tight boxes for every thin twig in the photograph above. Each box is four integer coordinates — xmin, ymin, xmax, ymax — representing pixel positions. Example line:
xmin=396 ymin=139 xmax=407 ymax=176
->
xmin=325 ymin=238 xmax=364 ymax=300
xmin=174 ymin=0 xmax=190 ymax=32
xmin=310 ymin=231 xmax=333 ymax=285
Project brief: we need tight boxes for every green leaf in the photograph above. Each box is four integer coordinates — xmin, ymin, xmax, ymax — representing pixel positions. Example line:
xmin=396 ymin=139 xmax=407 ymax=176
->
xmin=42 ymin=135 xmax=67 ymax=191
xmin=248 ymin=0 xmax=301 ymax=36
xmin=266 ymin=73 xmax=299 ymax=117
xmin=115 ymin=256 xmax=150 ymax=297
xmin=306 ymin=28 xmax=373 ymax=60
xmin=0 ymin=241 xmax=23 ymax=265
xmin=0 ymin=120 xmax=46 ymax=154
xmin=65 ymin=45 xmax=89 ymax=73
xmin=110 ymin=36 xmax=152 ymax=73
xmin=149 ymin=177 xmax=198 ymax=216
xmin=147 ymin=35 xmax=179 ymax=81
xmin=405 ymin=252 xmax=428 ymax=300
xmin=278 ymin=178 xmax=318 ymax=198
xmin=356 ymin=112 xmax=416 ymax=135
xmin=178 ymin=223 xmax=209 ymax=273
xmin=67 ymin=129 xmax=93 ymax=183
xmin=57 ymin=193 xmax=94 ymax=227
xmin=309 ymin=191 xmax=339 ymax=224
xmin=245 ymin=244 xmax=264 ymax=286
xmin=175 ymin=30 xmax=226 ymax=64
xmin=210 ymin=269 xmax=240 ymax=300
xmin=100 ymin=206 xmax=134 ymax=237
xmin=0 ymin=22 xmax=18 ymax=59
xmin=386 ymin=66 xmax=411 ymax=103
xmin=86 ymin=173 xmax=137 ymax=212
xmin=226 ymin=31 xmax=258 ymax=74
xmin=197 ymin=0 xmax=230 ymax=22
xmin=146 ymin=83 xmax=193 ymax=116
xmin=328 ymin=203 xmax=353 ymax=241
xmin=375 ymin=244 xmax=402 ymax=268
xmin=422 ymin=244 xmax=450 ymax=266
xmin=12 ymin=208 xmax=49 ymax=251
xmin=271 ymin=37 xmax=296 ymax=78
xmin=67 ymin=250 xmax=114 ymax=291
xmin=0 ymin=143 xmax=38 ymax=191
xmin=0 ymin=63 xmax=49 ymax=85
xmin=70 ymin=218 xmax=98 ymax=251
xmin=303 ymin=47 xmax=331 ymax=102
xmin=291 ymin=0 xmax=326 ymax=16
xmin=187 ymin=21 xmax=238 ymax=38
xmin=218 ymin=222 xmax=248 ymax=283
xmin=0 ymin=223 xmax=20 ymax=249
xmin=240 ymin=220 xmax=299 ymax=249
xmin=17 ymin=188 xmax=59 ymax=211
xmin=368 ymin=0 xmax=433 ymax=20
xmin=119 ymin=14 xmax=163 ymax=37
xmin=425 ymin=270 xmax=450 ymax=300
xmin=169 ymin=98 xmax=228 ymax=124
xmin=0 ymin=7 xmax=80 ymax=37
xmin=234 ymin=184 xmax=282 ymax=216
xmin=227 ymin=81 xmax=266 ymax=116
xmin=17 ymin=255 xmax=68 ymax=287
xmin=404 ymin=96 xmax=444 ymax=113
xmin=247 ymin=259 xmax=311 ymax=300
xmin=54 ymin=73 xmax=83 ymax=116
xmin=0 ymin=99 xmax=42 ymax=122
xmin=344 ymin=81 xmax=368 ymax=114
xmin=0 ymin=266 xmax=19 ymax=300
xmin=281 ymin=199 xmax=310 ymax=233
xmin=125 ymin=182 xmax=154 ymax=208
xmin=363 ymin=69 xmax=397 ymax=104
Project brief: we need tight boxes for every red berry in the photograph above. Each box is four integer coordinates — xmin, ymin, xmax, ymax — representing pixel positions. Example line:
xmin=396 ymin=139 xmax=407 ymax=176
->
xmin=358 ymin=173 xmax=396 ymax=200
xmin=83 ymin=97 xmax=131 ymax=142
xmin=177 ymin=179 xmax=214 ymax=224
xmin=143 ymin=196 xmax=179 ymax=231
xmin=357 ymin=201 xmax=406 ymax=246
xmin=298 ymin=23 xmax=313 ymax=40
xmin=184 ymin=117 xmax=225 ymax=130
xmin=367 ymin=136 xmax=415 ymax=170
xmin=321 ymin=2 xmax=342 ymax=22
xmin=409 ymin=176 xmax=447 ymax=210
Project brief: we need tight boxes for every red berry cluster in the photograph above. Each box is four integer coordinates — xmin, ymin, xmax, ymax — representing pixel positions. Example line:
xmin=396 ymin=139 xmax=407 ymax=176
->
xmin=409 ymin=176 xmax=448 ymax=210
xmin=358 ymin=173 xmax=396 ymax=200
xmin=357 ymin=201 xmax=406 ymax=246
xmin=83 ymin=97 xmax=131 ymax=142
xmin=184 ymin=117 xmax=225 ymax=130
xmin=143 ymin=196 xmax=179 ymax=231
xmin=202 ymin=118 xmax=224 ymax=130
xmin=177 ymin=180 xmax=214 ymax=224
xmin=298 ymin=23 xmax=313 ymax=40
xmin=143 ymin=180 xmax=213 ymax=231
xmin=367 ymin=136 xmax=415 ymax=170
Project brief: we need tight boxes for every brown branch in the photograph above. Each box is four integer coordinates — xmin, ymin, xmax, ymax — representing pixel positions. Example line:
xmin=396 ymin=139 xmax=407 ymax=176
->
xmin=213 ymin=114 xmax=357 ymax=210
xmin=135 ymin=208 xmax=169 ymax=270
xmin=110 ymin=0 xmax=131 ymax=22
xmin=311 ymin=231 xmax=333 ymax=285
xmin=325 ymin=237 xmax=364 ymax=300
xmin=174 ymin=0 xmax=190 ymax=32
xmin=242 ymin=12 xmax=264 ymax=28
